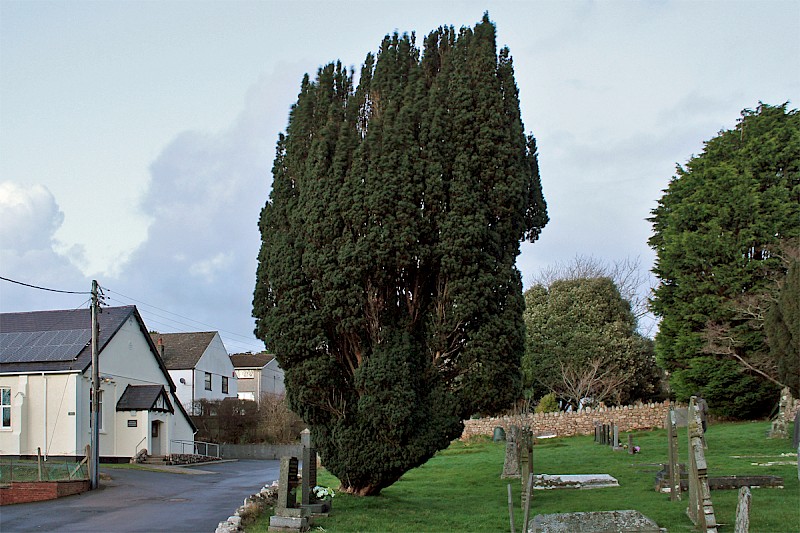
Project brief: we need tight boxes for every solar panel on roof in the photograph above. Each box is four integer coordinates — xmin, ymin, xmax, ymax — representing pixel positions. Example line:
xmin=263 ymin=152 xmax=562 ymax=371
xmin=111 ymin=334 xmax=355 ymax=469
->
xmin=0 ymin=328 xmax=91 ymax=363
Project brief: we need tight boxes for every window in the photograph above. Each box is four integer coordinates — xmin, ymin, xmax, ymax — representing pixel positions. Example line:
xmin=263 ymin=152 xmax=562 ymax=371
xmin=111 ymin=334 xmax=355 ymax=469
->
xmin=222 ymin=376 xmax=229 ymax=394
xmin=204 ymin=372 xmax=212 ymax=391
xmin=1 ymin=387 xmax=11 ymax=429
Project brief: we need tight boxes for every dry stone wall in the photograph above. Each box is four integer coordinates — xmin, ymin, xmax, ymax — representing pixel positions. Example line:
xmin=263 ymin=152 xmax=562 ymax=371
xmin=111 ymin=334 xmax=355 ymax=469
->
xmin=462 ymin=401 xmax=676 ymax=440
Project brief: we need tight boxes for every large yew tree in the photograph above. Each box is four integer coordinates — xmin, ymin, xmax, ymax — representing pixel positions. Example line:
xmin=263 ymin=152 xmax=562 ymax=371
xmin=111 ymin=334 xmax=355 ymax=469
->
xmin=648 ymin=103 xmax=800 ymax=418
xmin=253 ymin=16 xmax=547 ymax=496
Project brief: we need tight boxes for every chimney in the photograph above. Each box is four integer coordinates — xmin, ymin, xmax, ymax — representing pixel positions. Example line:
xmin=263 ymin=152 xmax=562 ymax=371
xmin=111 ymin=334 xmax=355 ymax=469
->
xmin=157 ymin=337 xmax=165 ymax=358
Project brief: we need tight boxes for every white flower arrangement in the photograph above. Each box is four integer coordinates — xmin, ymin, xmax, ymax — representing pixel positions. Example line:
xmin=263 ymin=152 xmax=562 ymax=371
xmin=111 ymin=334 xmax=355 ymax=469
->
xmin=312 ymin=485 xmax=336 ymax=501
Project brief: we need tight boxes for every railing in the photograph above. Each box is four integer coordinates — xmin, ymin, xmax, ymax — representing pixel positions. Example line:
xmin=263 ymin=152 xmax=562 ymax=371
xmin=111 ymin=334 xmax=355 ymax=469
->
xmin=135 ymin=436 xmax=147 ymax=456
xmin=170 ymin=439 xmax=220 ymax=458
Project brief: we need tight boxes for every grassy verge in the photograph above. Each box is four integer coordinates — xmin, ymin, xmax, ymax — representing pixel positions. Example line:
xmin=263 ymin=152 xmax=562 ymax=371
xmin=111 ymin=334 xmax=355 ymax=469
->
xmin=248 ymin=420 xmax=799 ymax=532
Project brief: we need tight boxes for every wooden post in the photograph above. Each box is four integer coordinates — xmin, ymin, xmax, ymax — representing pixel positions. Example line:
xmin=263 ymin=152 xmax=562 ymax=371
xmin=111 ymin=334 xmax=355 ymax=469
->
xmin=37 ymin=447 xmax=43 ymax=481
xmin=522 ymin=472 xmax=534 ymax=533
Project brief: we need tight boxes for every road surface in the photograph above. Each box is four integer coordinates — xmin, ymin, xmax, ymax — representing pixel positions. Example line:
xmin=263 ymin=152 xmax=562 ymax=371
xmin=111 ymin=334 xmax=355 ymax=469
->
xmin=0 ymin=460 xmax=280 ymax=532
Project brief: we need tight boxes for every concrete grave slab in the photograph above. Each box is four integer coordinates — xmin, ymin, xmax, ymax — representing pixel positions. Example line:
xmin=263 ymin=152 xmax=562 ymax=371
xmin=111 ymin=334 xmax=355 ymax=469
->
xmin=529 ymin=510 xmax=660 ymax=532
xmin=532 ymin=474 xmax=619 ymax=490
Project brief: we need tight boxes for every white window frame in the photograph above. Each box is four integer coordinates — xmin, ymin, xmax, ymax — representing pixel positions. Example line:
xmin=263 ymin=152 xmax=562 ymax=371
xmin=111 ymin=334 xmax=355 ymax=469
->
xmin=1 ymin=387 xmax=11 ymax=430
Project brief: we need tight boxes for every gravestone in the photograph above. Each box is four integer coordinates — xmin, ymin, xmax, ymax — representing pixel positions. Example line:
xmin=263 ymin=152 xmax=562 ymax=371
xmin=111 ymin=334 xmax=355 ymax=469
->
xmin=687 ymin=397 xmax=717 ymax=532
xmin=667 ymin=406 xmax=681 ymax=501
xmin=793 ymin=411 xmax=800 ymax=450
xmin=612 ymin=424 xmax=621 ymax=450
xmin=518 ymin=427 xmax=534 ymax=507
xmin=530 ymin=510 xmax=660 ymax=532
xmin=768 ymin=387 xmax=791 ymax=439
xmin=628 ymin=433 xmax=634 ymax=455
xmin=502 ymin=425 xmax=521 ymax=479
xmin=298 ymin=429 xmax=329 ymax=515
xmin=269 ymin=456 xmax=311 ymax=532
xmin=734 ymin=486 xmax=751 ymax=533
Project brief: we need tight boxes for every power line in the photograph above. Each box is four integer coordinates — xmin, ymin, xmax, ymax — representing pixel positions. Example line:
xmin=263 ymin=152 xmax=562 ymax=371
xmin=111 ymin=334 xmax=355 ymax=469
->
xmin=103 ymin=288 xmax=265 ymax=353
xmin=0 ymin=276 xmax=92 ymax=295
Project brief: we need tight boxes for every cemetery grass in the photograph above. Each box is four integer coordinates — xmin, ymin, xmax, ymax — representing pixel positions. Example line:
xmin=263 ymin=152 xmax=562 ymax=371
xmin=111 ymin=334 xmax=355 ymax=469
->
xmin=247 ymin=420 xmax=798 ymax=532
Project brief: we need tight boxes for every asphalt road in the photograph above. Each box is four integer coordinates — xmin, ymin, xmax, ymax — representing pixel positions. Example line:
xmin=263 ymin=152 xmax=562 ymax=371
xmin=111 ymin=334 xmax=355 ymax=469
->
xmin=0 ymin=460 xmax=281 ymax=533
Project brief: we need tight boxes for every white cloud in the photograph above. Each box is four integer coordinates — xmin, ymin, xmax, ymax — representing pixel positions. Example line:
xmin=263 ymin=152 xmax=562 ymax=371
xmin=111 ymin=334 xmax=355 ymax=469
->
xmin=0 ymin=182 xmax=90 ymax=312
xmin=0 ymin=182 xmax=64 ymax=251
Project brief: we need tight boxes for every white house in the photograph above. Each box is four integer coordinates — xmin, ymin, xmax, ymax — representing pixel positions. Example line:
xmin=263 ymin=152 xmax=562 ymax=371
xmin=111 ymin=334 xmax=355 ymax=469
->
xmin=0 ymin=306 xmax=195 ymax=461
xmin=229 ymin=352 xmax=285 ymax=402
xmin=149 ymin=332 xmax=237 ymax=415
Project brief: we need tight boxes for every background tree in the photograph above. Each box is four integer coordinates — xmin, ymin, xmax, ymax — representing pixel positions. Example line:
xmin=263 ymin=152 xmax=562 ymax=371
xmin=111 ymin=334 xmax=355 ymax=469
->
xmin=530 ymin=254 xmax=657 ymax=334
xmin=253 ymin=16 xmax=547 ymax=496
xmin=522 ymin=277 xmax=662 ymax=409
xmin=648 ymin=103 xmax=800 ymax=418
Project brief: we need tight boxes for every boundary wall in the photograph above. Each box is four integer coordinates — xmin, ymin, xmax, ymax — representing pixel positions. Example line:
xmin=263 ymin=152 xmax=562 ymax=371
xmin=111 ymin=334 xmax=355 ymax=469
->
xmin=462 ymin=401 xmax=676 ymax=440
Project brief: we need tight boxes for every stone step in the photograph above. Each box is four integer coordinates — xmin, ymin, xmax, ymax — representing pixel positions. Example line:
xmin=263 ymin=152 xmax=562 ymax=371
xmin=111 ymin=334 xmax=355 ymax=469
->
xmin=141 ymin=455 xmax=168 ymax=464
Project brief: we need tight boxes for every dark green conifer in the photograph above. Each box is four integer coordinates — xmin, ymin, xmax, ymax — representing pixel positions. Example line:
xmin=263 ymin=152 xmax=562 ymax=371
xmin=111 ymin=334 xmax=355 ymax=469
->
xmin=254 ymin=15 xmax=547 ymax=495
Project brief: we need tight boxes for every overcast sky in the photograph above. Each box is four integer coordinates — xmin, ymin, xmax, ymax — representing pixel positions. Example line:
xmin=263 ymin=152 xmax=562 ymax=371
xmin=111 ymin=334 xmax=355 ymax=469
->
xmin=1 ymin=0 xmax=798 ymax=353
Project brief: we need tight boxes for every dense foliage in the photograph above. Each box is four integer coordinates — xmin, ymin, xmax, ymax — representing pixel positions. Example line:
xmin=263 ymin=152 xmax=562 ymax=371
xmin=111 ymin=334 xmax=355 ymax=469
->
xmin=648 ymin=103 xmax=800 ymax=418
xmin=253 ymin=15 xmax=547 ymax=495
xmin=522 ymin=277 xmax=662 ymax=408
xmin=765 ymin=258 xmax=800 ymax=397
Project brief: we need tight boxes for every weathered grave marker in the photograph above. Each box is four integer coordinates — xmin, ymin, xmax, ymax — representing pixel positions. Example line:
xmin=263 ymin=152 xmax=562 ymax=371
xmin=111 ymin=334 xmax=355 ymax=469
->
xmin=519 ymin=427 xmax=534 ymax=507
xmin=667 ymin=406 xmax=681 ymax=501
xmin=502 ymin=425 xmax=521 ymax=479
xmin=687 ymin=397 xmax=717 ymax=532
xmin=734 ymin=486 xmax=751 ymax=533
xmin=793 ymin=410 xmax=800 ymax=450
xmin=269 ymin=456 xmax=311 ymax=532
xmin=768 ymin=387 xmax=791 ymax=439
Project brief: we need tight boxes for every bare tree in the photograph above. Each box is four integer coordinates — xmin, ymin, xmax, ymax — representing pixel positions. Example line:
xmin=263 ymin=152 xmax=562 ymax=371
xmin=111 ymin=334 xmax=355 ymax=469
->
xmin=552 ymin=356 xmax=632 ymax=410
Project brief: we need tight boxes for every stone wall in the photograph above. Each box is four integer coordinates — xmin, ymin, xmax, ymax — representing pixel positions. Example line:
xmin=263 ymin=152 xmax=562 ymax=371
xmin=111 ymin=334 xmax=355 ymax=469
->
xmin=461 ymin=401 xmax=676 ymax=440
xmin=220 ymin=443 xmax=303 ymax=461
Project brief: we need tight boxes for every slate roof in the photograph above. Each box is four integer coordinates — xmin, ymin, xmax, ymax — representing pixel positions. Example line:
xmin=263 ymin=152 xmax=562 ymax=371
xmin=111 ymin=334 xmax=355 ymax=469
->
xmin=230 ymin=352 xmax=275 ymax=369
xmin=149 ymin=332 xmax=217 ymax=370
xmin=116 ymin=384 xmax=174 ymax=413
xmin=0 ymin=306 xmax=137 ymax=374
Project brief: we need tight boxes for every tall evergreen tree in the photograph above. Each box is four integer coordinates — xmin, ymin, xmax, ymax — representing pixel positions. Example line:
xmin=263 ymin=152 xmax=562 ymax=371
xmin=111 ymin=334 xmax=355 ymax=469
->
xmin=648 ymin=103 xmax=800 ymax=418
xmin=765 ymin=258 xmax=800 ymax=397
xmin=253 ymin=15 xmax=547 ymax=496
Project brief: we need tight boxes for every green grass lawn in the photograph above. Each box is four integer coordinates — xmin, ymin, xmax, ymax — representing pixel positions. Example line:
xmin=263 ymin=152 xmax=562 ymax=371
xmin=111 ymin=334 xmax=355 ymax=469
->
xmin=248 ymin=420 xmax=799 ymax=532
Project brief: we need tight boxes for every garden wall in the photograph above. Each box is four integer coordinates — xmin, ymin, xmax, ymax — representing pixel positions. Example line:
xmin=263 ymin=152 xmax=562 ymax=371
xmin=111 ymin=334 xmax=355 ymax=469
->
xmin=461 ymin=401 xmax=676 ymax=440
xmin=0 ymin=479 xmax=90 ymax=505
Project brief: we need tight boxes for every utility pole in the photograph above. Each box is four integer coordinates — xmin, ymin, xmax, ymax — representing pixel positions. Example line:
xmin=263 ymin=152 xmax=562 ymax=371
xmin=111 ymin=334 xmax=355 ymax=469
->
xmin=90 ymin=279 xmax=100 ymax=489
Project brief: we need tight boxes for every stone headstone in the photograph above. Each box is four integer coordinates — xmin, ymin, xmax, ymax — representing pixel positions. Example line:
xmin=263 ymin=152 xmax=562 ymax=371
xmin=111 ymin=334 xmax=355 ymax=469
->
xmin=276 ymin=456 xmax=299 ymax=512
xmin=301 ymin=445 xmax=317 ymax=506
xmin=667 ymin=406 xmax=681 ymax=501
xmin=768 ymin=387 xmax=791 ymax=439
xmin=793 ymin=411 xmax=800 ymax=450
xmin=502 ymin=425 xmax=521 ymax=479
xmin=687 ymin=397 xmax=718 ymax=532
xmin=270 ymin=456 xmax=310 ymax=532
xmin=734 ymin=486 xmax=751 ymax=533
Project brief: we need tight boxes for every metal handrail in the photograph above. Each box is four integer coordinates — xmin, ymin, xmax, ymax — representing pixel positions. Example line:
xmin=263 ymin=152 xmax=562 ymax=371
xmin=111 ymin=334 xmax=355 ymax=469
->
xmin=170 ymin=439 xmax=220 ymax=458
xmin=135 ymin=436 xmax=147 ymax=456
